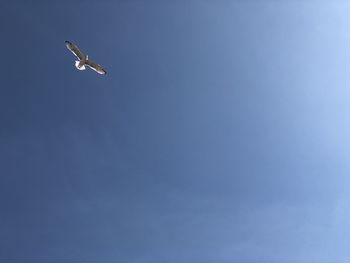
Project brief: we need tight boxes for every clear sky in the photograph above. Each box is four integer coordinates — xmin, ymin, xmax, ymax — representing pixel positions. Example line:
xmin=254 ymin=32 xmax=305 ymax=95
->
xmin=1 ymin=1 xmax=350 ymax=262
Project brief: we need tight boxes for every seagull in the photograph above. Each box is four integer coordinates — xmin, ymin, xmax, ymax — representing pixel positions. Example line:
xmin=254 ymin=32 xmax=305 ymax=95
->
xmin=65 ymin=40 xmax=107 ymax=75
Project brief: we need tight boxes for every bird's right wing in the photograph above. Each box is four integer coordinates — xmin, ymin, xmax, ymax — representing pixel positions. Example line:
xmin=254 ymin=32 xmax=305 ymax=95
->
xmin=86 ymin=60 xmax=107 ymax=75
xmin=65 ymin=40 xmax=84 ymax=60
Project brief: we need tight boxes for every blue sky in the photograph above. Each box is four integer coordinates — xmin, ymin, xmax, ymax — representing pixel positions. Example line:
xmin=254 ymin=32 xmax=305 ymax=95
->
xmin=1 ymin=1 xmax=350 ymax=262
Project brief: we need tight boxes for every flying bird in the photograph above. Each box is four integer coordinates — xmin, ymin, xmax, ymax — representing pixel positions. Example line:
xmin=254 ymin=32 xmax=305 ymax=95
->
xmin=65 ymin=40 xmax=107 ymax=75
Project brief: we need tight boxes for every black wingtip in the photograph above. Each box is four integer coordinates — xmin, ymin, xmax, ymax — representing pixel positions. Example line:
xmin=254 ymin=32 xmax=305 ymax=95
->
xmin=65 ymin=40 xmax=71 ymax=44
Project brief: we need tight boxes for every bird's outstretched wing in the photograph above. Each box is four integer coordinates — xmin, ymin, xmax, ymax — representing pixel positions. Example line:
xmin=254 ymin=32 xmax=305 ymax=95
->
xmin=65 ymin=40 xmax=84 ymax=60
xmin=86 ymin=60 xmax=107 ymax=75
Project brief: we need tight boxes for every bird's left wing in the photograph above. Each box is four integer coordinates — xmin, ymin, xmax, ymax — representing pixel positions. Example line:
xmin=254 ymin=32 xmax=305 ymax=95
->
xmin=86 ymin=59 xmax=107 ymax=75
xmin=65 ymin=40 xmax=84 ymax=60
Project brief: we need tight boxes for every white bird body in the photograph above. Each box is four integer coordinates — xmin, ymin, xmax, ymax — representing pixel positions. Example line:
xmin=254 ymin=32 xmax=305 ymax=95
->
xmin=65 ymin=41 xmax=107 ymax=75
xmin=75 ymin=60 xmax=86 ymax=70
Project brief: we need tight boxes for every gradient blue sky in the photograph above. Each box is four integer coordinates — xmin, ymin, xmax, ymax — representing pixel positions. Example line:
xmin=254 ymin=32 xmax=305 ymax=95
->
xmin=1 ymin=1 xmax=350 ymax=262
